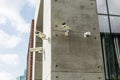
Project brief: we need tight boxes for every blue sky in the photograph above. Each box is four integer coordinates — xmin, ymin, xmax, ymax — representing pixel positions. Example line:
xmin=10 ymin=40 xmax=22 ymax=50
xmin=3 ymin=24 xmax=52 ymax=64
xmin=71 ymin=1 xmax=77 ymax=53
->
xmin=0 ymin=0 xmax=36 ymax=80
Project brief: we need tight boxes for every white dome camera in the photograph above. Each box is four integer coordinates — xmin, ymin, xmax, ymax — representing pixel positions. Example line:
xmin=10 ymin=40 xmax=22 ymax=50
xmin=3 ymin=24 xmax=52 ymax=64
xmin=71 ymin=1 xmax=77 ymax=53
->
xmin=84 ymin=32 xmax=91 ymax=38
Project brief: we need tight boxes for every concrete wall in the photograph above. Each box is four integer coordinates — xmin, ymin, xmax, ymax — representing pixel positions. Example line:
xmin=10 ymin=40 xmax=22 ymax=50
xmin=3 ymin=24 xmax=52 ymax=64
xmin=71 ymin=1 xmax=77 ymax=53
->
xmin=34 ymin=53 xmax=42 ymax=80
xmin=34 ymin=0 xmax=43 ymax=80
xmin=43 ymin=0 xmax=52 ymax=80
xmin=43 ymin=0 xmax=105 ymax=80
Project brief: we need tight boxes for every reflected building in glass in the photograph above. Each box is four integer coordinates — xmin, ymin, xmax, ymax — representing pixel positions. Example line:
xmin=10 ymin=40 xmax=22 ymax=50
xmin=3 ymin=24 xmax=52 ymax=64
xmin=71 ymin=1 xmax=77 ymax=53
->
xmin=97 ymin=0 xmax=120 ymax=79
xmin=16 ymin=70 xmax=26 ymax=80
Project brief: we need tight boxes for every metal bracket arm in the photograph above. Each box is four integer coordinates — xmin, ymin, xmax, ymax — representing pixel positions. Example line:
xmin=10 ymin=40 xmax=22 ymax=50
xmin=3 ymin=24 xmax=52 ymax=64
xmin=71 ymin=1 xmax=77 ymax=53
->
xmin=61 ymin=24 xmax=71 ymax=36
xmin=30 ymin=47 xmax=43 ymax=53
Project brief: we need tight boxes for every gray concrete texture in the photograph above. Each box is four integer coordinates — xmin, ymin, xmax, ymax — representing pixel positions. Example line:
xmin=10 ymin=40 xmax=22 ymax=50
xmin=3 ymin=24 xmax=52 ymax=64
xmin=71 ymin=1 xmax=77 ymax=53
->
xmin=34 ymin=53 xmax=42 ymax=80
xmin=34 ymin=30 xmax=43 ymax=80
xmin=43 ymin=0 xmax=105 ymax=80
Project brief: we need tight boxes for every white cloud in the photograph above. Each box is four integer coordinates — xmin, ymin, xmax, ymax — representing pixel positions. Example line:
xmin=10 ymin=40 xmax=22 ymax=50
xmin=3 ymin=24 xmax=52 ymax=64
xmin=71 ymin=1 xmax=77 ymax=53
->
xmin=0 ymin=54 xmax=19 ymax=66
xmin=0 ymin=71 xmax=15 ymax=80
xmin=27 ymin=0 xmax=38 ymax=7
xmin=0 ymin=0 xmax=30 ymax=33
xmin=0 ymin=29 xmax=21 ymax=48
xmin=0 ymin=16 xmax=7 ymax=24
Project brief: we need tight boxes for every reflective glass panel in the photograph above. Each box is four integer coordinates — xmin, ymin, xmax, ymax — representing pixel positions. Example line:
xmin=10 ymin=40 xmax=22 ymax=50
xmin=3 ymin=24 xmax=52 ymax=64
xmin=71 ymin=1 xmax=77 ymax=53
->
xmin=110 ymin=16 xmax=120 ymax=33
xmin=98 ymin=15 xmax=110 ymax=33
xmin=96 ymin=0 xmax=107 ymax=14
xmin=114 ymin=36 xmax=120 ymax=69
xmin=108 ymin=0 xmax=120 ymax=15
xmin=101 ymin=35 xmax=117 ymax=80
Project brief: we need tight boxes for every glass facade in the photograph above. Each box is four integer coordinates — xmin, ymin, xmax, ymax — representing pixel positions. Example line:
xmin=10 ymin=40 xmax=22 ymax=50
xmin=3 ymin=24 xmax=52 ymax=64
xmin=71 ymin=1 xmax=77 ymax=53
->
xmin=97 ymin=0 xmax=120 ymax=79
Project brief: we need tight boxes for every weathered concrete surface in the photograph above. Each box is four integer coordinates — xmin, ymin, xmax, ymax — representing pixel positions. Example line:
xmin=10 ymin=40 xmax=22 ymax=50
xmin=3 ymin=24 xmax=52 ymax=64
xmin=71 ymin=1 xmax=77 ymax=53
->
xmin=33 ymin=0 xmax=43 ymax=80
xmin=52 ymin=72 xmax=104 ymax=80
xmin=52 ymin=32 xmax=104 ymax=72
xmin=34 ymin=53 xmax=42 ymax=80
xmin=43 ymin=0 xmax=105 ymax=80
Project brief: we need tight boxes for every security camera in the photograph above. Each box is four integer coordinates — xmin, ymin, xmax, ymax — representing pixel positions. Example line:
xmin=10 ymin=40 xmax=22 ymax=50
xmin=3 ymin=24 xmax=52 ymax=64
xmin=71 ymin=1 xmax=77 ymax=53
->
xmin=35 ymin=31 xmax=47 ymax=40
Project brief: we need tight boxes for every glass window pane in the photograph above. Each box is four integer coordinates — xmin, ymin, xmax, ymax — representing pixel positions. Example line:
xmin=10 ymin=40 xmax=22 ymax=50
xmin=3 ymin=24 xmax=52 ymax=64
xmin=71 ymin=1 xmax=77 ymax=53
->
xmin=114 ymin=37 xmax=120 ymax=68
xmin=98 ymin=15 xmax=110 ymax=33
xmin=108 ymin=0 xmax=120 ymax=15
xmin=110 ymin=16 xmax=120 ymax=33
xmin=96 ymin=0 xmax=107 ymax=14
xmin=101 ymin=35 xmax=117 ymax=79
